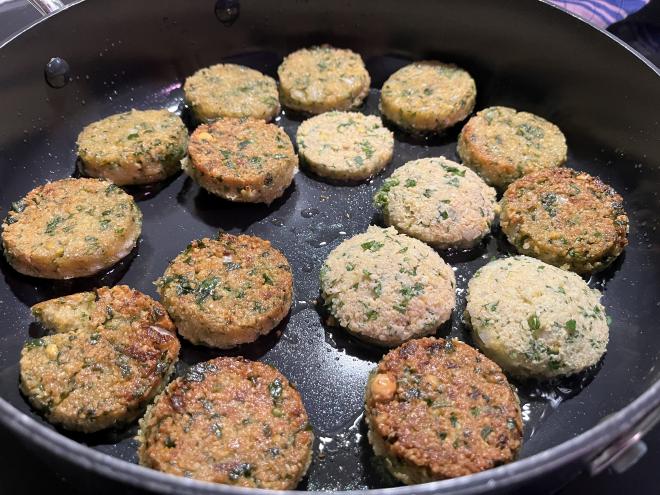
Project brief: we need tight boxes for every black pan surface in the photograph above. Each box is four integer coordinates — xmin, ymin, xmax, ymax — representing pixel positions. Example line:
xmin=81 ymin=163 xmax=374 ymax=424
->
xmin=0 ymin=0 xmax=658 ymax=493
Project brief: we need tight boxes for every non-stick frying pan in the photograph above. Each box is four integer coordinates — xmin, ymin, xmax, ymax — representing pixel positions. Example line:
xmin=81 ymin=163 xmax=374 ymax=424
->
xmin=0 ymin=0 xmax=658 ymax=493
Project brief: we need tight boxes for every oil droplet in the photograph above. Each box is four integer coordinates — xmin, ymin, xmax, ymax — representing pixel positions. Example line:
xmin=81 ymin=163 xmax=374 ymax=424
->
xmin=293 ymin=300 xmax=311 ymax=313
xmin=302 ymin=262 xmax=314 ymax=273
xmin=522 ymin=403 xmax=531 ymax=422
xmin=301 ymin=207 xmax=320 ymax=218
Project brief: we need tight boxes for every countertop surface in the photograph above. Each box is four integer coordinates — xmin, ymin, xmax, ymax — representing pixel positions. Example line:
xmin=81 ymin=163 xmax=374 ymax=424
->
xmin=0 ymin=0 xmax=658 ymax=494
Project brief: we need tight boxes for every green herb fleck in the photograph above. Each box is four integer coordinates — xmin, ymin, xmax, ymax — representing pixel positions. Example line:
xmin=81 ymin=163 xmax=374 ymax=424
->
xmin=45 ymin=215 xmax=64 ymax=235
xmin=195 ymin=276 xmax=220 ymax=305
xmin=374 ymin=178 xmax=400 ymax=209
xmin=25 ymin=338 xmax=45 ymax=349
xmin=443 ymin=165 xmax=466 ymax=177
xmin=359 ymin=140 xmax=375 ymax=159
xmin=211 ymin=423 xmax=223 ymax=438
xmin=105 ymin=184 xmax=120 ymax=195
xmin=565 ymin=319 xmax=577 ymax=334
xmin=528 ymin=313 xmax=541 ymax=334
xmin=541 ymin=193 xmax=558 ymax=217
xmin=269 ymin=378 xmax=283 ymax=404
xmin=361 ymin=240 xmax=384 ymax=252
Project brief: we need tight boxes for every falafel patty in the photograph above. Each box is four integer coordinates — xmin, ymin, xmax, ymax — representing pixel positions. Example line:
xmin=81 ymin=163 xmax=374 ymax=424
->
xmin=457 ymin=106 xmax=567 ymax=189
xmin=500 ymin=168 xmax=628 ymax=274
xmin=374 ymin=158 xmax=497 ymax=249
xmin=156 ymin=234 xmax=293 ymax=348
xmin=1 ymin=178 xmax=142 ymax=279
xmin=183 ymin=63 xmax=280 ymax=122
xmin=296 ymin=112 xmax=394 ymax=181
xmin=320 ymin=226 xmax=456 ymax=347
xmin=277 ymin=45 xmax=371 ymax=114
xmin=77 ymin=110 xmax=188 ymax=186
xmin=465 ymin=256 xmax=610 ymax=379
xmin=20 ymin=285 xmax=180 ymax=432
xmin=379 ymin=61 xmax=476 ymax=134
xmin=365 ymin=337 xmax=523 ymax=484
xmin=137 ymin=357 xmax=313 ymax=489
xmin=184 ymin=118 xmax=297 ymax=204
xmin=76 ymin=109 xmax=188 ymax=186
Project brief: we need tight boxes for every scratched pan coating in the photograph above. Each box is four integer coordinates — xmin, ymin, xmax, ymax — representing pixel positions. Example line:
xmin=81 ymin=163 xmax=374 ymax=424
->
xmin=0 ymin=0 xmax=658 ymax=493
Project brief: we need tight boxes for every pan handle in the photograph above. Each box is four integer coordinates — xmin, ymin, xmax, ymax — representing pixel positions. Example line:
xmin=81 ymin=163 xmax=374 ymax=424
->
xmin=589 ymin=402 xmax=660 ymax=475
xmin=26 ymin=0 xmax=65 ymax=16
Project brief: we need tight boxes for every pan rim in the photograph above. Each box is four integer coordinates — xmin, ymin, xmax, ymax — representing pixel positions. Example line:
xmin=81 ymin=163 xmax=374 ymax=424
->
xmin=0 ymin=381 xmax=657 ymax=494
xmin=0 ymin=0 xmax=658 ymax=493
xmin=1 ymin=0 xmax=658 ymax=77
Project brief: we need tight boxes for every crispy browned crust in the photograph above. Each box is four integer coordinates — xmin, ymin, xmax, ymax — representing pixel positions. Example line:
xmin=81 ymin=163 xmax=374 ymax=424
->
xmin=156 ymin=234 xmax=293 ymax=348
xmin=137 ymin=357 xmax=313 ymax=489
xmin=186 ymin=118 xmax=296 ymax=203
xmin=20 ymin=285 xmax=179 ymax=433
xmin=365 ymin=337 xmax=523 ymax=482
xmin=500 ymin=168 xmax=628 ymax=274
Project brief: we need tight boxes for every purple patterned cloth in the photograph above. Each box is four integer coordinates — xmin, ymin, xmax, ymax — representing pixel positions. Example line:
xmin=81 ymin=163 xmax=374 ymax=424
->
xmin=550 ymin=0 xmax=650 ymax=28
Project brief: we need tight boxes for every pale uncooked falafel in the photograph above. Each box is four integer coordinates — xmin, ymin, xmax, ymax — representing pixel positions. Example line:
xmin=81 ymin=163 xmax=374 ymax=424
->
xmin=374 ymin=157 xmax=497 ymax=249
xmin=320 ymin=226 xmax=456 ymax=346
xmin=465 ymin=256 xmax=610 ymax=378
xmin=297 ymin=111 xmax=393 ymax=181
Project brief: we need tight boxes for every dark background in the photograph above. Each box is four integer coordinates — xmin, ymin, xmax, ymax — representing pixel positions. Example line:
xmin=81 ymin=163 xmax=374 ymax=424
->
xmin=0 ymin=0 xmax=658 ymax=493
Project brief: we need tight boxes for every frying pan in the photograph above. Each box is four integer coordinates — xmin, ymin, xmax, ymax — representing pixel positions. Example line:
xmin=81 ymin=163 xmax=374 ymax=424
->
xmin=0 ymin=0 xmax=658 ymax=493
